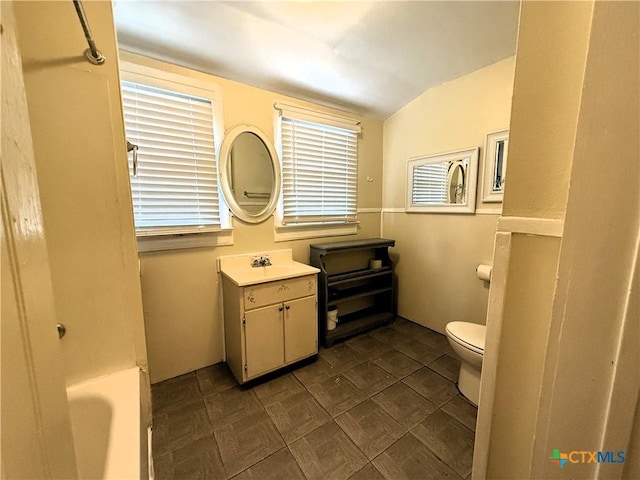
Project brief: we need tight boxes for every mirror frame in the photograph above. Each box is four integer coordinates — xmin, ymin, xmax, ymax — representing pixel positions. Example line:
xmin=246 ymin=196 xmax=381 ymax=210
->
xmin=218 ymin=124 xmax=281 ymax=224
xmin=482 ymin=129 xmax=509 ymax=203
xmin=405 ymin=147 xmax=479 ymax=214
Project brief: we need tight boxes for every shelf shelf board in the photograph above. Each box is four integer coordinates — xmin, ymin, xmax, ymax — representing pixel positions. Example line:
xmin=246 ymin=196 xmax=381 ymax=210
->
xmin=310 ymin=238 xmax=395 ymax=253
xmin=325 ymin=311 xmax=394 ymax=344
xmin=328 ymin=286 xmax=393 ymax=305
xmin=327 ymin=267 xmax=392 ymax=285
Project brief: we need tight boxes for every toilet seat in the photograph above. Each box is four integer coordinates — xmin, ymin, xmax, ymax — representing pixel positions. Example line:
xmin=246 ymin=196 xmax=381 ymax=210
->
xmin=445 ymin=321 xmax=485 ymax=355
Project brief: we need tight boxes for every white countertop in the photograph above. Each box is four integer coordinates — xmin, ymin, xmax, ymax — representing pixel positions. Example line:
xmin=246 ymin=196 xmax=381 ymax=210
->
xmin=218 ymin=249 xmax=319 ymax=286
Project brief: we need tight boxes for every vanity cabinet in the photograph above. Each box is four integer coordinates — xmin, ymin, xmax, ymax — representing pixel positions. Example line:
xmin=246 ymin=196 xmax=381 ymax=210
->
xmin=222 ymin=274 xmax=318 ymax=384
xmin=310 ymin=238 xmax=396 ymax=347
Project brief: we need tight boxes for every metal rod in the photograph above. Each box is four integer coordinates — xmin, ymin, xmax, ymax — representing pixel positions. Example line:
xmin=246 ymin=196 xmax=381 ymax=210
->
xmin=72 ymin=0 xmax=106 ymax=65
xmin=244 ymin=191 xmax=270 ymax=199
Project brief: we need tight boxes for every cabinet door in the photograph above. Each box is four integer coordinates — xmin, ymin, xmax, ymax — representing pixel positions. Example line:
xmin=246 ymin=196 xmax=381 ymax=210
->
xmin=244 ymin=304 xmax=284 ymax=379
xmin=284 ymin=295 xmax=318 ymax=364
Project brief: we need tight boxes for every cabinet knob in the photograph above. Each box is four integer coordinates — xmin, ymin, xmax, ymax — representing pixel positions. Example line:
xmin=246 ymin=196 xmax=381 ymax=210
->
xmin=285 ymin=305 xmax=290 ymax=310
xmin=279 ymin=306 xmax=284 ymax=311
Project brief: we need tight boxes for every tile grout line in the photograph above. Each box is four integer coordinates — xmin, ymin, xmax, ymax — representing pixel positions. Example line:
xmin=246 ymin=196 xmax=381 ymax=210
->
xmin=198 ymin=385 xmax=228 ymax=479
xmin=151 ymin=320 xmax=475 ymax=480
xmin=405 ymin=428 xmax=467 ymax=480
xmin=293 ymin=351 xmax=386 ymax=477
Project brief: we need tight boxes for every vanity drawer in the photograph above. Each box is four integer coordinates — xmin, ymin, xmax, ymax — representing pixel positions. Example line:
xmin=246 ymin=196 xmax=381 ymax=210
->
xmin=244 ymin=275 xmax=316 ymax=310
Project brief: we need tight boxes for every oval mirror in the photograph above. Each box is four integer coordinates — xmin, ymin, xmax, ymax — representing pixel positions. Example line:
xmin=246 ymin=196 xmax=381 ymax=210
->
xmin=447 ymin=160 xmax=466 ymax=204
xmin=218 ymin=125 xmax=281 ymax=224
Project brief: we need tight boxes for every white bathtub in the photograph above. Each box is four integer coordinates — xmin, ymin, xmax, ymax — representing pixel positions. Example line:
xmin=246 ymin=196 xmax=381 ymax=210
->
xmin=67 ymin=367 xmax=146 ymax=479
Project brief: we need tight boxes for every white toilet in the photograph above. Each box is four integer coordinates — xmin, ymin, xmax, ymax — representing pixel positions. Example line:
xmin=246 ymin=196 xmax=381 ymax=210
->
xmin=445 ymin=321 xmax=486 ymax=406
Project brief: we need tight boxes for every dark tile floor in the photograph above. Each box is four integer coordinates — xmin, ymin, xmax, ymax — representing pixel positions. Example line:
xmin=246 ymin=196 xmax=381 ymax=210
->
xmin=151 ymin=317 xmax=477 ymax=480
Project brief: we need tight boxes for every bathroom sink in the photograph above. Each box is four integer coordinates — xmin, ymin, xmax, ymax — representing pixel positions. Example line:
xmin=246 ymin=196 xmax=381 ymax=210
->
xmin=218 ymin=249 xmax=319 ymax=286
xmin=222 ymin=262 xmax=319 ymax=286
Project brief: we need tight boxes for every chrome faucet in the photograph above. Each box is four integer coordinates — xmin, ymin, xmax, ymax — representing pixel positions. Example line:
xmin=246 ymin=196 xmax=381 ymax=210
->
xmin=251 ymin=256 xmax=272 ymax=267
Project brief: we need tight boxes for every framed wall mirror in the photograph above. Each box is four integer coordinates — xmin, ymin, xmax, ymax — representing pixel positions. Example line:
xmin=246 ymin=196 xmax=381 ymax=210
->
xmin=482 ymin=129 xmax=509 ymax=203
xmin=406 ymin=147 xmax=479 ymax=213
xmin=218 ymin=124 xmax=281 ymax=224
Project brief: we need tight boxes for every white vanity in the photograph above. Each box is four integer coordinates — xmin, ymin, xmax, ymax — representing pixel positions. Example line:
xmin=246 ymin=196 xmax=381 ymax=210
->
xmin=218 ymin=250 xmax=320 ymax=384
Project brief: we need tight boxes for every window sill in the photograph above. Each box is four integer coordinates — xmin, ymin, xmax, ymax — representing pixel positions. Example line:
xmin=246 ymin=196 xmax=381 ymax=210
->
xmin=274 ymin=222 xmax=358 ymax=242
xmin=137 ymin=229 xmax=233 ymax=252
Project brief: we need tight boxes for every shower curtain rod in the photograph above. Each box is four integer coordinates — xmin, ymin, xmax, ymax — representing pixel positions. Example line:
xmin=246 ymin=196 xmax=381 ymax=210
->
xmin=72 ymin=0 xmax=106 ymax=65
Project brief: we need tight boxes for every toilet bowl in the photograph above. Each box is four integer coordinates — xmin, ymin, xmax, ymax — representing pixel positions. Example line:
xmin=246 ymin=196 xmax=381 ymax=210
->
xmin=445 ymin=321 xmax=486 ymax=406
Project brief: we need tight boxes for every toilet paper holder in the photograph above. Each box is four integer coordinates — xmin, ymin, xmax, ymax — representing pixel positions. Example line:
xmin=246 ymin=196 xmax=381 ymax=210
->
xmin=476 ymin=264 xmax=492 ymax=282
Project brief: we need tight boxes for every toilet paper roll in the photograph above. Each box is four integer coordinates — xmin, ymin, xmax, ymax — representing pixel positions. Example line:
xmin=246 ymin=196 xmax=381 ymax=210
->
xmin=476 ymin=264 xmax=492 ymax=281
xmin=369 ymin=259 xmax=382 ymax=269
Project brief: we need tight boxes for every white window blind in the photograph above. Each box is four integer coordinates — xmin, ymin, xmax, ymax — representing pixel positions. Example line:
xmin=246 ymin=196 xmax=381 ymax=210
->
xmin=121 ymin=81 xmax=220 ymax=235
xmin=280 ymin=114 xmax=359 ymax=225
xmin=411 ymin=162 xmax=448 ymax=205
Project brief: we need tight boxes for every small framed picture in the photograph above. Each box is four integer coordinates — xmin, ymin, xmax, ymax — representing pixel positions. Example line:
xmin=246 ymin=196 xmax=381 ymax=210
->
xmin=482 ymin=130 xmax=509 ymax=203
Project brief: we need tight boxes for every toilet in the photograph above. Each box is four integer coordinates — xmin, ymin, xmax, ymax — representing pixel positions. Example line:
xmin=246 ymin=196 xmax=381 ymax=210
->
xmin=445 ymin=321 xmax=486 ymax=406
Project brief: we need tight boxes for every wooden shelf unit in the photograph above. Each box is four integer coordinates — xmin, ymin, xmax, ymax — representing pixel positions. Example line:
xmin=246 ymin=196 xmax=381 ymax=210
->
xmin=310 ymin=238 xmax=396 ymax=347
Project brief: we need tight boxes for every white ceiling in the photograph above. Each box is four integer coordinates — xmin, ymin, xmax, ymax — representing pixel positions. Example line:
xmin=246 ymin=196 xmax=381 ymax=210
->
xmin=114 ymin=1 xmax=520 ymax=120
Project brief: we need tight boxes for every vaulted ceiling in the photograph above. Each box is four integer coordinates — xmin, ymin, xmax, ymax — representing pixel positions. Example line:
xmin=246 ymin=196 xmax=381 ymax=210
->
xmin=114 ymin=1 xmax=520 ymax=120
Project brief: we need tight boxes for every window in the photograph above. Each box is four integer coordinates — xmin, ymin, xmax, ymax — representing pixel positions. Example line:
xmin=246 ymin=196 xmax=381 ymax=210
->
xmin=276 ymin=104 xmax=360 ymax=236
xmin=121 ymin=75 xmax=223 ymax=239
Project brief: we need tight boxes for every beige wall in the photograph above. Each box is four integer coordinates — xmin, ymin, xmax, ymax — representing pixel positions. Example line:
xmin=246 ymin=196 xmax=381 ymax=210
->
xmin=480 ymin=2 xmax=640 ymax=479
xmin=531 ymin=2 xmax=639 ymax=477
xmin=626 ymin=391 xmax=640 ymax=479
xmin=501 ymin=2 xmax=592 ymax=220
xmin=381 ymin=57 xmax=515 ymax=333
xmin=2 ymin=3 xmax=79 ymax=476
xmin=13 ymin=2 xmax=147 ymax=387
xmin=121 ymin=53 xmax=384 ymax=383
xmin=486 ymin=234 xmax=561 ymax=477
xmin=481 ymin=4 xmax=594 ymax=477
